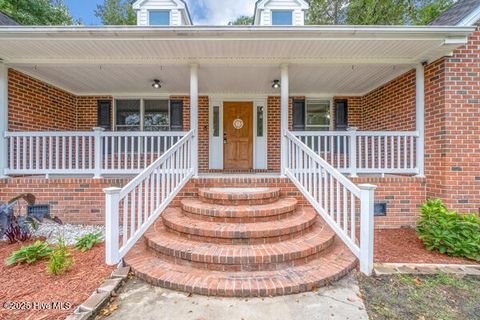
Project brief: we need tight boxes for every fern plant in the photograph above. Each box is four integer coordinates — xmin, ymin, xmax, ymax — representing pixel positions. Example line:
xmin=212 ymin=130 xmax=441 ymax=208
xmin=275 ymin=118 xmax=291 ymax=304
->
xmin=5 ymin=241 xmax=52 ymax=266
xmin=417 ymin=199 xmax=480 ymax=261
xmin=48 ymin=237 xmax=74 ymax=275
xmin=74 ymin=232 xmax=104 ymax=252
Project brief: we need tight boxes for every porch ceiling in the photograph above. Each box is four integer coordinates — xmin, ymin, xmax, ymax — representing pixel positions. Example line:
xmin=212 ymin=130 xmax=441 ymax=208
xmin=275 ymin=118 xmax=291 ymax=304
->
xmin=0 ymin=25 xmax=474 ymax=96
xmin=11 ymin=63 xmax=414 ymax=96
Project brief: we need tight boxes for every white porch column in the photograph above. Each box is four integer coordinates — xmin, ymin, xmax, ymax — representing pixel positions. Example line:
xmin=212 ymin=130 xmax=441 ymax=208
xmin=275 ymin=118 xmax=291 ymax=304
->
xmin=190 ymin=64 xmax=199 ymax=176
xmin=416 ymin=63 xmax=425 ymax=177
xmin=0 ymin=62 xmax=8 ymax=179
xmin=280 ymin=64 xmax=289 ymax=176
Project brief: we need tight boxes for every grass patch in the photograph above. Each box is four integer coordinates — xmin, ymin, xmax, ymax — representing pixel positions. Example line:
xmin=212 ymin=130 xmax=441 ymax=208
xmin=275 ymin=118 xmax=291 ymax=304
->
xmin=358 ymin=273 xmax=480 ymax=320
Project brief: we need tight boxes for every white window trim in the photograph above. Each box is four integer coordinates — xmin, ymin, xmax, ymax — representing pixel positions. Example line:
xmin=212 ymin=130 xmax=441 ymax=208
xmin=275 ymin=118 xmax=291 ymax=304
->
xmin=113 ymin=97 xmax=171 ymax=131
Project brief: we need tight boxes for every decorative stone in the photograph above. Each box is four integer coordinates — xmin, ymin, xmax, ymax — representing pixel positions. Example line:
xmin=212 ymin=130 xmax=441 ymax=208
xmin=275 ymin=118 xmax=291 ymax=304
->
xmin=78 ymin=291 xmax=110 ymax=312
xmin=111 ymin=266 xmax=131 ymax=280
xmin=97 ymin=278 xmax=123 ymax=294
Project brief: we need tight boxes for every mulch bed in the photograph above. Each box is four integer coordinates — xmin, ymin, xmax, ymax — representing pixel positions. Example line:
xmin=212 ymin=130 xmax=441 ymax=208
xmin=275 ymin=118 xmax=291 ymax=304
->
xmin=0 ymin=239 xmax=115 ymax=320
xmin=374 ymin=228 xmax=479 ymax=265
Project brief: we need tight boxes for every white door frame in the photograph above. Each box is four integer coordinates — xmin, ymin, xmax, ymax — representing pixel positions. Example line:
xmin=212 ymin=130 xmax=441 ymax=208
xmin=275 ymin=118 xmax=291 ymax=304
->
xmin=209 ymin=95 xmax=267 ymax=170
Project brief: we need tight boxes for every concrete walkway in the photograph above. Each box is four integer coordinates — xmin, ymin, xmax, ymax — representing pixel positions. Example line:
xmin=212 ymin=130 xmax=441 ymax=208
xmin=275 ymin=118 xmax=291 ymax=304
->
xmin=104 ymin=273 xmax=368 ymax=320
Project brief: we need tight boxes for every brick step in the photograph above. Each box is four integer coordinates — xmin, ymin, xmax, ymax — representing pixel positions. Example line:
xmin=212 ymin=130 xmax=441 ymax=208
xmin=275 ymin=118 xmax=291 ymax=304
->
xmin=180 ymin=197 xmax=298 ymax=222
xmin=143 ymin=222 xmax=335 ymax=271
xmin=198 ymin=187 xmax=280 ymax=205
xmin=124 ymin=238 xmax=357 ymax=297
xmin=162 ymin=207 xmax=318 ymax=244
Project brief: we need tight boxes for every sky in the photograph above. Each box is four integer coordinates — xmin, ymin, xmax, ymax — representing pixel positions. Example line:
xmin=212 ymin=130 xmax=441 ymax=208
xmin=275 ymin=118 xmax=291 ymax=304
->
xmin=63 ymin=0 xmax=257 ymax=25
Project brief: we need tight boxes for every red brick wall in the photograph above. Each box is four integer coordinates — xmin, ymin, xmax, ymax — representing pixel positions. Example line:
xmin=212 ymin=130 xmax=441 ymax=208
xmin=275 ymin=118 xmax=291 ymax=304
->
xmin=0 ymin=177 xmax=131 ymax=225
xmin=267 ymin=96 xmax=293 ymax=172
xmin=351 ymin=176 xmax=426 ymax=228
xmin=76 ymin=96 xmax=113 ymax=130
xmin=8 ymin=69 xmax=77 ymax=131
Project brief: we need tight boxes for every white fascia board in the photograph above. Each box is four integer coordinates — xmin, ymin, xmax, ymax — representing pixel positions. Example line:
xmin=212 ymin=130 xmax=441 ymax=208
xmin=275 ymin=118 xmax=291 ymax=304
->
xmin=457 ymin=5 xmax=480 ymax=26
xmin=0 ymin=25 xmax=474 ymax=40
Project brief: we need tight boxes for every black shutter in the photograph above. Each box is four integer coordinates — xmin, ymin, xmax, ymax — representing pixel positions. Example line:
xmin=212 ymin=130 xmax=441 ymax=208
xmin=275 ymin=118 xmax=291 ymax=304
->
xmin=335 ymin=99 xmax=348 ymax=131
xmin=292 ymin=99 xmax=305 ymax=131
xmin=97 ymin=100 xmax=112 ymax=130
xmin=170 ymin=100 xmax=184 ymax=131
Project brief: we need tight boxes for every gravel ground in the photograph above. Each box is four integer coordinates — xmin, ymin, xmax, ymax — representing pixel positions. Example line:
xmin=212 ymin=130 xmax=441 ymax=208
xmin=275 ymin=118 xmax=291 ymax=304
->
xmin=32 ymin=223 xmax=105 ymax=245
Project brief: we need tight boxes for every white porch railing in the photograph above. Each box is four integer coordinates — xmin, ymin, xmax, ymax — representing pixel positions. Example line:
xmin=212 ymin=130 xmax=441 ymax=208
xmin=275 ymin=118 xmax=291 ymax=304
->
xmin=4 ymin=129 xmax=186 ymax=176
xmin=104 ymin=130 xmax=195 ymax=265
xmin=285 ymin=130 xmax=376 ymax=275
xmin=293 ymin=130 xmax=420 ymax=176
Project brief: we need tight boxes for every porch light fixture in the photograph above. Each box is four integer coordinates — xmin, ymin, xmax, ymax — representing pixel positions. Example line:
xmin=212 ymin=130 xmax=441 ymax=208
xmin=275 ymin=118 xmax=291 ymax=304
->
xmin=272 ymin=79 xmax=281 ymax=89
xmin=152 ymin=79 xmax=162 ymax=89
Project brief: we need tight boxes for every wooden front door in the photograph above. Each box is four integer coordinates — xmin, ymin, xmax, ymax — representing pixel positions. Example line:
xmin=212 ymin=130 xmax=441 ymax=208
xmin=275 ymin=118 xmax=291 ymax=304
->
xmin=223 ymin=102 xmax=253 ymax=170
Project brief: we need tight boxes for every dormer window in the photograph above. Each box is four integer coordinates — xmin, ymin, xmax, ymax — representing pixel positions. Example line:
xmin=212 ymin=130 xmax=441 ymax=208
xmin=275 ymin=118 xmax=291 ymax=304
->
xmin=149 ymin=10 xmax=170 ymax=25
xmin=272 ymin=11 xmax=293 ymax=25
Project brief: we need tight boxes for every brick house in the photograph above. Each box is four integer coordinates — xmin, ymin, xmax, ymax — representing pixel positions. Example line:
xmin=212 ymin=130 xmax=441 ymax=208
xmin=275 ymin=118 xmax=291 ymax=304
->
xmin=0 ymin=0 xmax=479 ymax=296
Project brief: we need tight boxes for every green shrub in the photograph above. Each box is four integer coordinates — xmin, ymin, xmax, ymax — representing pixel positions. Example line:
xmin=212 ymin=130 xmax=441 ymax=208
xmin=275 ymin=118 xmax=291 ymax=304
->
xmin=75 ymin=232 xmax=103 ymax=252
xmin=416 ymin=199 xmax=480 ymax=261
xmin=5 ymin=240 xmax=52 ymax=266
xmin=48 ymin=237 xmax=74 ymax=275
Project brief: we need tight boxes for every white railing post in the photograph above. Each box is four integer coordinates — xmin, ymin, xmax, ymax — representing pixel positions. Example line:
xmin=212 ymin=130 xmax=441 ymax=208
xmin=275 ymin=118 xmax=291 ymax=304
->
xmin=347 ymin=127 xmax=357 ymax=177
xmin=280 ymin=64 xmax=289 ymax=176
xmin=93 ymin=127 xmax=104 ymax=179
xmin=359 ymin=183 xmax=376 ymax=275
xmin=0 ymin=62 xmax=8 ymax=179
xmin=104 ymin=186 xmax=121 ymax=265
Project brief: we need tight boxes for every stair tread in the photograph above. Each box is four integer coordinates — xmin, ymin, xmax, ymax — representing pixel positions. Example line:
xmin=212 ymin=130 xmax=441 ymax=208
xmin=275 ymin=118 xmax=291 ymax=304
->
xmin=162 ymin=207 xmax=317 ymax=239
xmin=181 ymin=197 xmax=298 ymax=218
xmin=198 ymin=187 xmax=280 ymax=201
xmin=124 ymin=238 xmax=357 ymax=297
xmin=144 ymin=221 xmax=335 ymax=265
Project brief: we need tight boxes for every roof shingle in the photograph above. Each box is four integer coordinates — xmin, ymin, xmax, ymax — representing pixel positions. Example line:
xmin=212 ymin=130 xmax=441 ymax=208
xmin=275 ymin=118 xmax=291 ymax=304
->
xmin=430 ymin=0 xmax=480 ymax=26
xmin=0 ymin=11 xmax=19 ymax=25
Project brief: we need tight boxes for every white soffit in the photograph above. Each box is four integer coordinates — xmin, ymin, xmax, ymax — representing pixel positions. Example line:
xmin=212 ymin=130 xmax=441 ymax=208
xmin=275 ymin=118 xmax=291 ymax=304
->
xmin=0 ymin=26 xmax=474 ymax=65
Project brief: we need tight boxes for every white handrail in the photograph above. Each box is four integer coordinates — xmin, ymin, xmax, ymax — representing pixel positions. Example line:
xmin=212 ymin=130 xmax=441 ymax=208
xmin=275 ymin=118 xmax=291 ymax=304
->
xmin=4 ymin=130 xmax=186 ymax=176
xmin=104 ymin=130 xmax=195 ymax=265
xmin=293 ymin=130 xmax=419 ymax=176
xmin=285 ymin=130 xmax=376 ymax=275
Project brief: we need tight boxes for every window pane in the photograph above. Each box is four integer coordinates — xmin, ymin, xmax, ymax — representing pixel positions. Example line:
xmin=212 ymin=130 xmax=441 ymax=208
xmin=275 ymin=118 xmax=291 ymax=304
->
xmin=149 ymin=11 xmax=170 ymax=25
xmin=116 ymin=100 xmax=140 ymax=131
xmin=272 ymin=11 xmax=293 ymax=25
xmin=257 ymin=106 xmax=264 ymax=137
xmin=306 ymin=100 xmax=330 ymax=127
xmin=213 ymin=106 xmax=220 ymax=137
xmin=145 ymin=100 xmax=169 ymax=131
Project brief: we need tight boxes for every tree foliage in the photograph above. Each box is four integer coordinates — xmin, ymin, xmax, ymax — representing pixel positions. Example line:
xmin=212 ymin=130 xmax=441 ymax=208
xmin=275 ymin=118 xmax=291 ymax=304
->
xmin=95 ymin=0 xmax=136 ymax=25
xmin=308 ymin=0 xmax=455 ymax=25
xmin=229 ymin=15 xmax=254 ymax=25
xmin=0 ymin=0 xmax=76 ymax=25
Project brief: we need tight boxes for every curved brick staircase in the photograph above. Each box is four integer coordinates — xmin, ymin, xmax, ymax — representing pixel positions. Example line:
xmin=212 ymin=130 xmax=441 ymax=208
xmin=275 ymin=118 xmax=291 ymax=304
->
xmin=124 ymin=187 xmax=357 ymax=297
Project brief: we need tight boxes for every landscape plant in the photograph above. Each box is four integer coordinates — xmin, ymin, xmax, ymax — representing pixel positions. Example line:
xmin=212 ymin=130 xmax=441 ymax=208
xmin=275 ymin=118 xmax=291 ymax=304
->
xmin=75 ymin=232 xmax=104 ymax=252
xmin=48 ymin=237 xmax=75 ymax=275
xmin=5 ymin=240 xmax=53 ymax=266
xmin=416 ymin=199 xmax=480 ymax=261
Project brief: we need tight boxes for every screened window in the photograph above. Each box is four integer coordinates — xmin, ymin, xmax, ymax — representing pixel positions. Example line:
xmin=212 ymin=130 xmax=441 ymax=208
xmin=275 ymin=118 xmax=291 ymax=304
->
xmin=149 ymin=10 xmax=170 ymax=25
xmin=272 ymin=11 xmax=293 ymax=25
xmin=116 ymin=100 xmax=141 ymax=131
xmin=306 ymin=100 xmax=330 ymax=130
xmin=144 ymin=100 xmax=169 ymax=131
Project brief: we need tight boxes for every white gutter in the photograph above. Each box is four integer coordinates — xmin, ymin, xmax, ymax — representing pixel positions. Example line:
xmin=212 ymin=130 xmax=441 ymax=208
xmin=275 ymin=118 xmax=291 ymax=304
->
xmin=0 ymin=25 xmax=474 ymax=40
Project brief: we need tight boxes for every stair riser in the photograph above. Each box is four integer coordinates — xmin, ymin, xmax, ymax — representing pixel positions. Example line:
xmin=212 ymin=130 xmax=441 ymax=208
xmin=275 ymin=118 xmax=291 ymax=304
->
xmin=198 ymin=197 xmax=279 ymax=206
xmin=145 ymin=235 xmax=335 ymax=268
xmin=181 ymin=210 xmax=297 ymax=223
xmin=163 ymin=225 xmax=317 ymax=244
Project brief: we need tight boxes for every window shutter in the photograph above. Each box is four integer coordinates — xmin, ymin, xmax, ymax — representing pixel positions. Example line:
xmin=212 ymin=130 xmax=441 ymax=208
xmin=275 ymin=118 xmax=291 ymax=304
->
xmin=292 ymin=99 xmax=305 ymax=131
xmin=335 ymin=99 xmax=348 ymax=131
xmin=97 ymin=100 xmax=112 ymax=130
xmin=170 ymin=100 xmax=184 ymax=131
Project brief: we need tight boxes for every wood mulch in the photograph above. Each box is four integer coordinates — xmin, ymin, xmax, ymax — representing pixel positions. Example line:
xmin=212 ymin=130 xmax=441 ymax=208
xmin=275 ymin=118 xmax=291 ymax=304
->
xmin=374 ymin=228 xmax=479 ymax=265
xmin=0 ymin=239 xmax=115 ymax=320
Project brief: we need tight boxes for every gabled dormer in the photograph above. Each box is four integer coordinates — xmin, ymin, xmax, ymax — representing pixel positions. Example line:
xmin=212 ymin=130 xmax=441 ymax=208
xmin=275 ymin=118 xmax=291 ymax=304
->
xmin=254 ymin=0 xmax=309 ymax=26
xmin=133 ymin=0 xmax=193 ymax=26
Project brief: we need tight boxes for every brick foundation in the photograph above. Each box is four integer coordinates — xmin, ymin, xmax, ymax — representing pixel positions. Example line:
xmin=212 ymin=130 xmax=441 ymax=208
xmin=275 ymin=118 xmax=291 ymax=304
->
xmin=0 ymin=177 xmax=131 ymax=225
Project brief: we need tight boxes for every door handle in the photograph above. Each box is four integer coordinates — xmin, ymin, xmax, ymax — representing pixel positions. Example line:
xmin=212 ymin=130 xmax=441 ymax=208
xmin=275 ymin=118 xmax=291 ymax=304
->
xmin=223 ymin=134 xmax=227 ymax=144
